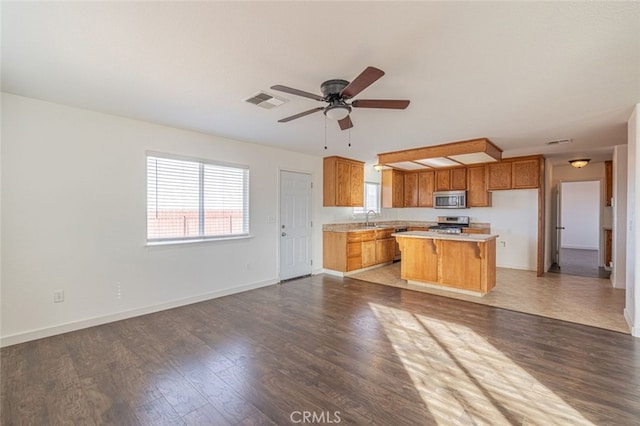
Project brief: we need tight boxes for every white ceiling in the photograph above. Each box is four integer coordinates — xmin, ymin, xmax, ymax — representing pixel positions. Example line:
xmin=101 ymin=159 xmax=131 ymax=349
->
xmin=2 ymin=2 xmax=639 ymax=165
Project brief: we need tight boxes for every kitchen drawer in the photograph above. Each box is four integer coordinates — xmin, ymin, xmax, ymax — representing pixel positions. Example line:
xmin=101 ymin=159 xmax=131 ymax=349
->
xmin=347 ymin=230 xmax=376 ymax=242
xmin=375 ymin=228 xmax=394 ymax=239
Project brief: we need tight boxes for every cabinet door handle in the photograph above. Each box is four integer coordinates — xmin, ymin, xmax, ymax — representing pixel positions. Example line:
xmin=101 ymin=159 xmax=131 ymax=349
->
xmin=555 ymin=227 xmax=565 ymax=230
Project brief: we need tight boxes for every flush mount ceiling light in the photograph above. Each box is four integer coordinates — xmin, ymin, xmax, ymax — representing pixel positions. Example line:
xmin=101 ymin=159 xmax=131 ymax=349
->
xmin=324 ymin=101 xmax=351 ymax=121
xmin=569 ymin=159 xmax=591 ymax=168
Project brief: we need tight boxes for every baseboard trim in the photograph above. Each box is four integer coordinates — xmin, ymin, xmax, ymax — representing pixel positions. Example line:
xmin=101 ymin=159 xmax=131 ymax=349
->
xmin=624 ymin=308 xmax=638 ymax=338
xmin=0 ymin=278 xmax=279 ymax=347
xmin=560 ymin=245 xmax=599 ymax=250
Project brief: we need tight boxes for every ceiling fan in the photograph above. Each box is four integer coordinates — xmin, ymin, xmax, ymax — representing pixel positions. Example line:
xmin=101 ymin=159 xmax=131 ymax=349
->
xmin=271 ymin=66 xmax=410 ymax=130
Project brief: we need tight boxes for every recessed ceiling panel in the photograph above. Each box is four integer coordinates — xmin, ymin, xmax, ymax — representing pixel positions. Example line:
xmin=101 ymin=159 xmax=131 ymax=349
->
xmin=386 ymin=161 xmax=429 ymax=171
xmin=415 ymin=157 xmax=459 ymax=168
xmin=448 ymin=152 xmax=499 ymax=164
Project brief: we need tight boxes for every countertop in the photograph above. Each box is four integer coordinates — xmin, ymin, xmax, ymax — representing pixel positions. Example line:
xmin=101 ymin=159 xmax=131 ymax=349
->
xmin=392 ymin=230 xmax=498 ymax=242
xmin=323 ymin=221 xmax=491 ymax=233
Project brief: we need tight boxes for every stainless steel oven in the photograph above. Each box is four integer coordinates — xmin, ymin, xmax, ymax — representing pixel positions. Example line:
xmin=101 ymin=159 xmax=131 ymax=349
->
xmin=434 ymin=190 xmax=467 ymax=209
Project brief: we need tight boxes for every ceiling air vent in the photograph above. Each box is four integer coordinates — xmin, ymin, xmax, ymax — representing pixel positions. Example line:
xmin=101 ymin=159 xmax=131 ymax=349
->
xmin=243 ymin=91 xmax=288 ymax=109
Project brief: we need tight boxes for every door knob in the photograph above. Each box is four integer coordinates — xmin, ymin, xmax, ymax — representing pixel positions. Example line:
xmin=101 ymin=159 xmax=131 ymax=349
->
xmin=282 ymin=232 xmax=287 ymax=236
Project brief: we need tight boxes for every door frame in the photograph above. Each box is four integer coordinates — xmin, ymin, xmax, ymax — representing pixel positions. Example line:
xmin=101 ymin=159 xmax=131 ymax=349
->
xmin=278 ymin=168 xmax=314 ymax=281
xmin=554 ymin=178 xmax=604 ymax=268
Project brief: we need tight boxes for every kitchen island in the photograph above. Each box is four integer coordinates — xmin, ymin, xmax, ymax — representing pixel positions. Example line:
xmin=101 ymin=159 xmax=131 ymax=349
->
xmin=392 ymin=231 xmax=498 ymax=295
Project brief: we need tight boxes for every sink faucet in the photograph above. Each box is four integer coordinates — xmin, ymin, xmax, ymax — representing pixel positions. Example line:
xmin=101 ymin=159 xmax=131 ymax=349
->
xmin=365 ymin=210 xmax=377 ymax=227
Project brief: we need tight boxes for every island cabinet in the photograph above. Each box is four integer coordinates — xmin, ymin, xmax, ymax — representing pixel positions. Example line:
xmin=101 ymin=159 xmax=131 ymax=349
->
xmin=435 ymin=168 xmax=467 ymax=191
xmin=323 ymin=228 xmax=397 ymax=273
xmin=395 ymin=232 xmax=497 ymax=294
xmin=466 ymin=164 xmax=492 ymax=207
xmin=382 ymin=169 xmax=404 ymax=208
xmin=404 ymin=170 xmax=435 ymax=207
xmin=487 ymin=155 xmax=542 ymax=191
xmin=323 ymin=156 xmax=364 ymax=207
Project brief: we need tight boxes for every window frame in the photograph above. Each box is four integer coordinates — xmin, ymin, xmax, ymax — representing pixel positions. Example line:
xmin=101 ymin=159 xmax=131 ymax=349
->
xmin=146 ymin=151 xmax=250 ymax=245
xmin=353 ymin=181 xmax=381 ymax=217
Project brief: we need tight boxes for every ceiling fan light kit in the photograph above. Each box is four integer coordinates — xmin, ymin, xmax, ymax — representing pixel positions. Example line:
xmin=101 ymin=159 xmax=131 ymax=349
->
xmin=569 ymin=159 xmax=591 ymax=168
xmin=271 ymin=66 xmax=410 ymax=130
xmin=324 ymin=102 xmax=351 ymax=120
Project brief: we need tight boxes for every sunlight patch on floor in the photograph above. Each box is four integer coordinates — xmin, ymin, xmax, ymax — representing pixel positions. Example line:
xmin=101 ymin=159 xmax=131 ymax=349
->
xmin=369 ymin=302 xmax=595 ymax=425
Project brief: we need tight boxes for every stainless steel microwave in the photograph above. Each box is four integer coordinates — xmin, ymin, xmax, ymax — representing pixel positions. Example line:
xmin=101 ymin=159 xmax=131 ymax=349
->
xmin=434 ymin=190 xmax=467 ymax=209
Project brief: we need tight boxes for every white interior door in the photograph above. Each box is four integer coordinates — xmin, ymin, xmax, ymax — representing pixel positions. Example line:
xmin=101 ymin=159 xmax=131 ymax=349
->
xmin=279 ymin=171 xmax=312 ymax=281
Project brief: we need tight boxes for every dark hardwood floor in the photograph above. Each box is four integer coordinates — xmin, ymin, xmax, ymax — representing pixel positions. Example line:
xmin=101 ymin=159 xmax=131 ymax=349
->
xmin=2 ymin=274 xmax=639 ymax=425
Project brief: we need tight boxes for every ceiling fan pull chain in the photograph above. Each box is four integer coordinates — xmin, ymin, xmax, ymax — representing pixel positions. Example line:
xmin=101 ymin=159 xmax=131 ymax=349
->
xmin=324 ymin=116 xmax=328 ymax=150
xmin=348 ymin=128 xmax=351 ymax=147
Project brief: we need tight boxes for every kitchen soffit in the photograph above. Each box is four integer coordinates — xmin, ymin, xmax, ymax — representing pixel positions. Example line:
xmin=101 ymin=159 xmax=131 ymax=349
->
xmin=377 ymin=138 xmax=502 ymax=171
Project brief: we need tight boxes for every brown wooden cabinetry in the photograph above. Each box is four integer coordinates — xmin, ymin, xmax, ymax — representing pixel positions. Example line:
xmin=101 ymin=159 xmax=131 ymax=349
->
xmin=396 ymin=235 xmax=496 ymax=294
xmin=404 ymin=172 xmax=418 ymax=207
xmin=404 ymin=170 xmax=435 ymax=207
xmin=512 ymin=158 xmax=540 ymax=189
xmin=418 ymin=171 xmax=435 ymax=207
xmin=382 ymin=169 xmax=404 ymax=208
xmin=604 ymin=228 xmax=612 ymax=266
xmin=323 ymin=228 xmax=398 ymax=273
xmin=487 ymin=156 xmax=542 ymax=190
xmin=466 ymin=165 xmax=491 ymax=207
xmin=323 ymin=156 xmax=364 ymax=207
xmin=605 ymin=160 xmax=613 ymax=206
xmin=487 ymin=162 xmax=512 ymax=190
xmin=435 ymin=168 xmax=467 ymax=191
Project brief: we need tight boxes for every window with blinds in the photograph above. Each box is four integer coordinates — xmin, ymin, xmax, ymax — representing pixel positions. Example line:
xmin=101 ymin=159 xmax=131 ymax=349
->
xmin=147 ymin=154 xmax=249 ymax=242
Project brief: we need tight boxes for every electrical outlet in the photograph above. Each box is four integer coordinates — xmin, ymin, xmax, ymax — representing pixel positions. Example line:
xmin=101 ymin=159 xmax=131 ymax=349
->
xmin=53 ymin=290 xmax=64 ymax=303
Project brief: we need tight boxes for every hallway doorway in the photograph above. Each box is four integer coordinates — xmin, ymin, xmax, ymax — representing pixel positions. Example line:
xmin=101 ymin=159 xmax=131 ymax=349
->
xmin=550 ymin=180 xmax=609 ymax=278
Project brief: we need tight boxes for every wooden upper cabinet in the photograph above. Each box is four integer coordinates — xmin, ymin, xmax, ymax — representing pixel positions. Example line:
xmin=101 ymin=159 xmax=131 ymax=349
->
xmin=435 ymin=169 xmax=450 ymax=191
xmin=435 ymin=167 xmax=467 ymax=191
xmin=418 ymin=170 xmax=435 ymax=207
xmin=323 ymin=156 xmax=364 ymax=207
xmin=487 ymin=156 xmax=542 ymax=190
xmin=466 ymin=165 xmax=491 ymax=207
xmin=404 ymin=170 xmax=434 ymax=207
xmin=382 ymin=169 xmax=404 ymax=208
xmin=511 ymin=157 xmax=540 ymax=189
xmin=487 ymin=162 xmax=512 ymax=190
xmin=404 ymin=172 xmax=418 ymax=207
xmin=605 ymin=160 xmax=613 ymax=206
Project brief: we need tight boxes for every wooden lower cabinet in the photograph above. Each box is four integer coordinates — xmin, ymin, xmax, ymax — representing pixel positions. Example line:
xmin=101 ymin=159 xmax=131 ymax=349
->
xmin=396 ymin=235 xmax=496 ymax=294
xmin=376 ymin=238 xmax=396 ymax=264
xmin=604 ymin=228 xmax=612 ymax=266
xmin=362 ymin=240 xmax=377 ymax=267
xmin=323 ymin=229 xmax=397 ymax=273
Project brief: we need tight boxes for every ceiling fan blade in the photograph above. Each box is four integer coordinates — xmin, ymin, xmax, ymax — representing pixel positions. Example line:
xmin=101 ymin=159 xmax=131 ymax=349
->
xmin=277 ymin=107 xmax=324 ymax=123
xmin=338 ymin=115 xmax=353 ymax=130
xmin=351 ymin=99 xmax=410 ymax=109
xmin=340 ymin=66 xmax=385 ymax=99
xmin=270 ymin=85 xmax=324 ymax=101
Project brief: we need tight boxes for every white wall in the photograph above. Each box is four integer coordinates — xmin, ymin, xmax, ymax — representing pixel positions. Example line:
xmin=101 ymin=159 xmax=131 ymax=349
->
xmin=560 ymin=181 xmax=600 ymax=250
xmin=612 ymin=144 xmax=628 ymax=289
xmin=626 ymin=104 xmax=639 ymax=337
xmin=1 ymin=93 xmax=330 ymax=346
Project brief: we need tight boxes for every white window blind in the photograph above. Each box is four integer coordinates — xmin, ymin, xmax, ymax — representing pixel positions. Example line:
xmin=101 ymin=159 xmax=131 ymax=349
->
xmin=147 ymin=154 xmax=249 ymax=242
